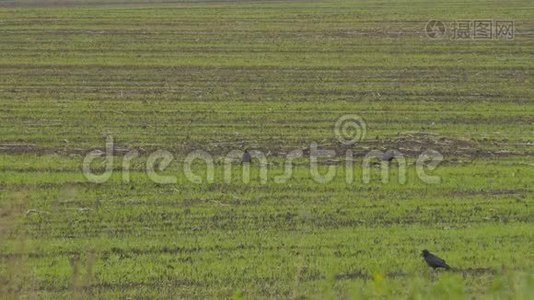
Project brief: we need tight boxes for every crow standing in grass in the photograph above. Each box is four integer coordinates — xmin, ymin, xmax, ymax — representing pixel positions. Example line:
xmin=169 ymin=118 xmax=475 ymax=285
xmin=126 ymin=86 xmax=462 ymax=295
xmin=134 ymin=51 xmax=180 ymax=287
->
xmin=422 ymin=249 xmax=451 ymax=270
xmin=382 ymin=150 xmax=396 ymax=162
xmin=241 ymin=149 xmax=251 ymax=164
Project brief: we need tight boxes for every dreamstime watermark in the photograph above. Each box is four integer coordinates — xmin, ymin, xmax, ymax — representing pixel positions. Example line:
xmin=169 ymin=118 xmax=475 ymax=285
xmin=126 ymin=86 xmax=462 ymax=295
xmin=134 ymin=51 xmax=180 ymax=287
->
xmin=334 ymin=114 xmax=366 ymax=145
xmin=83 ymin=115 xmax=443 ymax=185
xmin=425 ymin=19 xmax=515 ymax=40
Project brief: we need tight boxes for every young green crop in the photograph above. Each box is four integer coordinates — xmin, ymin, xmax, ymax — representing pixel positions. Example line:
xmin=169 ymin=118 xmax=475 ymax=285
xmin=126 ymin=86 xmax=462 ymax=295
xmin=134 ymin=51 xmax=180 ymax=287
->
xmin=0 ymin=0 xmax=533 ymax=298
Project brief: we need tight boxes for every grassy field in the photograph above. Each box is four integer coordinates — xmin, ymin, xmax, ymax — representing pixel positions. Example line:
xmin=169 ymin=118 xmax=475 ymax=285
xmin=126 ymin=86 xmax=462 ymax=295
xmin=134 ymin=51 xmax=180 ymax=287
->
xmin=1 ymin=0 xmax=533 ymax=298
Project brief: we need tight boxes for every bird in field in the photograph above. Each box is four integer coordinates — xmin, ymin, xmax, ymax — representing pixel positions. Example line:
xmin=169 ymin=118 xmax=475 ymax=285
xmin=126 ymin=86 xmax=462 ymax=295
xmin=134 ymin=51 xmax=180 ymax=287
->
xmin=241 ymin=149 xmax=251 ymax=164
xmin=421 ymin=249 xmax=451 ymax=270
xmin=382 ymin=150 xmax=396 ymax=162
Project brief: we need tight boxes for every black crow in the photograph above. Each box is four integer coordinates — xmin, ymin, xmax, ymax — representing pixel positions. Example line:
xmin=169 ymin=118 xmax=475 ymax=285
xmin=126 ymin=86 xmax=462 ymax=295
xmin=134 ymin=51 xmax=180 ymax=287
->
xmin=421 ymin=249 xmax=451 ymax=270
xmin=382 ymin=150 xmax=396 ymax=162
xmin=370 ymin=150 xmax=396 ymax=166
xmin=241 ymin=149 xmax=251 ymax=164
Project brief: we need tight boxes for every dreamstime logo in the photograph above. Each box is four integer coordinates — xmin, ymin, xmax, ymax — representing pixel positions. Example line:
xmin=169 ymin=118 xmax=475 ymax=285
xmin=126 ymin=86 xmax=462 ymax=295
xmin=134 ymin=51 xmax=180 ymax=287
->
xmin=334 ymin=114 xmax=366 ymax=145
xmin=82 ymin=115 xmax=443 ymax=185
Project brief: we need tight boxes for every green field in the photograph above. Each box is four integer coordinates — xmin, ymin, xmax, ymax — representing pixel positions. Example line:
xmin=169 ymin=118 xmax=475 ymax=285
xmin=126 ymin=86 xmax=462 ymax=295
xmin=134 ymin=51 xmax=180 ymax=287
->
xmin=1 ymin=0 xmax=533 ymax=298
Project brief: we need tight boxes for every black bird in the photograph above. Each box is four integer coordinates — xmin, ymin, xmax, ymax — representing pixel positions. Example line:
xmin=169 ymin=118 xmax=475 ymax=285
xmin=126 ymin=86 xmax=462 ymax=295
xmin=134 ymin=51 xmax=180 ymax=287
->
xmin=421 ymin=249 xmax=451 ymax=270
xmin=382 ymin=150 xmax=396 ymax=162
xmin=241 ymin=149 xmax=251 ymax=164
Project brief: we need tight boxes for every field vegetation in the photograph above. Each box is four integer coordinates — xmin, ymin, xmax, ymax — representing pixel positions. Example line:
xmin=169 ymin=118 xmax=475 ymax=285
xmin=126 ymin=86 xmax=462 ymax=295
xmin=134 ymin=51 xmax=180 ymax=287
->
xmin=0 ymin=0 xmax=533 ymax=298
